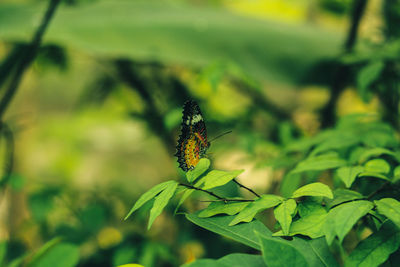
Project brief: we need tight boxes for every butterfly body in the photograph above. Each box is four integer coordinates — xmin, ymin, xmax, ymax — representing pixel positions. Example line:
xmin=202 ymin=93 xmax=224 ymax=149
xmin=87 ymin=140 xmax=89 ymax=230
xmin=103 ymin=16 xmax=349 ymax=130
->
xmin=175 ymin=100 xmax=210 ymax=171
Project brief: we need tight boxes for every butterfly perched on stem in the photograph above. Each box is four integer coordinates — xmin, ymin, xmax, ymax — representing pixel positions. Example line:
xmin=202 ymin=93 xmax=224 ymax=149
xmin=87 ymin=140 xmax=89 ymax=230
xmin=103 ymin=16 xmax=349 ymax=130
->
xmin=175 ymin=100 xmax=210 ymax=172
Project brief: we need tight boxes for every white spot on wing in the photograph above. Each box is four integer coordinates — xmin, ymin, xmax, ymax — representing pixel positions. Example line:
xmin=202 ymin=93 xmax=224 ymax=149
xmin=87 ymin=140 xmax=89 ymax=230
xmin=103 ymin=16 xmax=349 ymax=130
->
xmin=191 ymin=114 xmax=203 ymax=124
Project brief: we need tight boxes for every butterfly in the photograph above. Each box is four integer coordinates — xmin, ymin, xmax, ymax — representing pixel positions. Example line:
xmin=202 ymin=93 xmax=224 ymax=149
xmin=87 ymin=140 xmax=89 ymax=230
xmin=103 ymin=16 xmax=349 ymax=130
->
xmin=175 ymin=100 xmax=210 ymax=172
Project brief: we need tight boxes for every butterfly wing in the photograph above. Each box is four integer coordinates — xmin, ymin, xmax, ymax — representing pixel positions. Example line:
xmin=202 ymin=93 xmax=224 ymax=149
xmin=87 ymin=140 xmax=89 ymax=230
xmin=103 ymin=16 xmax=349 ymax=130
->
xmin=175 ymin=100 xmax=210 ymax=171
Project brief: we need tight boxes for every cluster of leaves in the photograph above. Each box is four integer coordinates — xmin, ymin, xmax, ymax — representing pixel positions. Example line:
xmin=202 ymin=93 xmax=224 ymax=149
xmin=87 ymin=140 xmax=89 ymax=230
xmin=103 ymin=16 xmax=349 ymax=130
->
xmin=127 ymin=114 xmax=400 ymax=266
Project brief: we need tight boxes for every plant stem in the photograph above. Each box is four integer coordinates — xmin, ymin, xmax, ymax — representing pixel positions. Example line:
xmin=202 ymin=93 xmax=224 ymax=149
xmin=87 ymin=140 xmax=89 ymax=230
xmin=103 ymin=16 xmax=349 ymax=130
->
xmin=233 ymin=179 xmax=261 ymax=198
xmin=179 ymin=183 xmax=254 ymax=202
xmin=179 ymin=183 xmax=226 ymax=200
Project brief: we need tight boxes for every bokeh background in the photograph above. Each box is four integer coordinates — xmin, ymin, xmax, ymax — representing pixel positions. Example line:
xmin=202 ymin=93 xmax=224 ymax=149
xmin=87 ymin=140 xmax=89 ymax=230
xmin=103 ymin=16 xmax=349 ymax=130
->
xmin=0 ymin=0 xmax=399 ymax=266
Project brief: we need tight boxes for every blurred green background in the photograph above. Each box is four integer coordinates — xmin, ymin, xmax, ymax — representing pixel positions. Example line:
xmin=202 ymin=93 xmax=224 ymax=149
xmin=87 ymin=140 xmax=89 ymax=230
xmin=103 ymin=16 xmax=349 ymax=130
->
xmin=0 ymin=0 xmax=399 ymax=266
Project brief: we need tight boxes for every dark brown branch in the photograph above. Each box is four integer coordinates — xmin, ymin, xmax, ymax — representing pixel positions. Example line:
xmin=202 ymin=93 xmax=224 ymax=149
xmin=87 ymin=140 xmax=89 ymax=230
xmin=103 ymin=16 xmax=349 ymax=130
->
xmin=233 ymin=179 xmax=261 ymax=198
xmin=179 ymin=183 xmax=255 ymax=202
xmin=321 ymin=0 xmax=368 ymax=128
xmin=0 ymin=123 xmax=14 ymax=187
xmin=0 ymin=0 xmax=62 ymax=118
xmin=179 ymin=183 xmax=226 ymax=200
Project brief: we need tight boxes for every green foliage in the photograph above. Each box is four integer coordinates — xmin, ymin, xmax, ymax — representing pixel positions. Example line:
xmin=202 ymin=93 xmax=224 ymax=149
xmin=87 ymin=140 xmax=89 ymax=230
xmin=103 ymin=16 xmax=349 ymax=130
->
xmin=229 ymin=195 xmax=283 ymax=226
xmin=183 ymin=253 xmax=265 ymax=267
xmin=124 ymin=180 xmax=178 ymax=220
xmin=202 ymin=169 xmax=244 ymax=190
xmin=186 ymin=158 xmax=210 ymax=183
xmin=257 ymin=232 xmax=308 ymax=267
xmin=345 ymin=222 xmax=400 ymax=267
xmin=324 ymin=201 xmax=374 ymax=244
xmin=375 ymin=198 xmax=400 ymax=228
xmin=291 ymin=182 xmax=333 ymax=199
xmin=125 ymin=115 xmax=400 ymax=266
xmin=273 ymin=199 xmax=297 ymax=235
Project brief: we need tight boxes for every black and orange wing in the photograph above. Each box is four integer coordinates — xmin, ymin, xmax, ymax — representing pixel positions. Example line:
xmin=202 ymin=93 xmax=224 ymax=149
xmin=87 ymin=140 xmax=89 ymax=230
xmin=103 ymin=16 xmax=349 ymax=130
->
xmin=175 ymin=100 xmax=210 ymax=172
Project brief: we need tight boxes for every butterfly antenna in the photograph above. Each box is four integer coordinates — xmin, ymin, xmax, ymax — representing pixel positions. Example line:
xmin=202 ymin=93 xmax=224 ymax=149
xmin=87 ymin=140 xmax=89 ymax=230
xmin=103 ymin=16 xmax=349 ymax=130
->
xmin=209 ymin=130 xmax=232 ymax=143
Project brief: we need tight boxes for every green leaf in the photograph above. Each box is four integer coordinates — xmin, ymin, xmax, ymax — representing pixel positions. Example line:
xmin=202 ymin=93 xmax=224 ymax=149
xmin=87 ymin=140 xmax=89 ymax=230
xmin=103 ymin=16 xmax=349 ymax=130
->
xmin=324 ymin=200 xmax=374 ymax=244
xmin=291 ymin=153 xmax=346 ymax=174
xmin=256 ymin=232 xmax=308 ymax=267
xmin=292 ymin=183 xmax=333 ymax=199
xmin=358 ymin=172 xmax=390 ymax=181
xmin=186 ymin=158 xmax=210 ymax=183
xmin=274 ymin=199 xmax=297 ymax=235
xmin=229 ymin=195 xmax=283 ymax=226
xmin=298 ymin=200 xmax=327 ymax=217
xmin=202 ymin=169 xmax=244 ymax=190
xmin=186 ymin=213 xmax=338 ymax=266
xmin=336 ymin=166 xmax=364 ymax=188
xmin=148 ymin=181 xmax=178 ymax=229
xmin=357 ymin=61 xmax=384 ymax=102
xmin=326 ymin=189 xmax=364 ymax=209
xmin=358 ymin=147 xmax=400 ymax=163
xmin=183 ymin=253 xmax=266 ymax=267
xmin=345 ymin=221 xmax=400 ymax=267
xmin=175 ymin=176 xmax=206 ymax=214
xmin=280 ymin=173 xmax=302 ymax=198
xmin=394 ymin=166 xmax=400 ymax=183
xmin=274 ymin=213 xmax=327 ymax=239
xmin=364 ymin=159 xmax=390 ymax=174
xmin=375 ymin=198 xmax=400 ymax=228
xmin=125 ymin=180 xmax=177 ymax=220
xmin=198 ymin=201 xmax=250 ymax=218
xmin=30 ymin=243 xmax=79 ymax=267
xmin=185 ymin=212 xmax=272 ymax=250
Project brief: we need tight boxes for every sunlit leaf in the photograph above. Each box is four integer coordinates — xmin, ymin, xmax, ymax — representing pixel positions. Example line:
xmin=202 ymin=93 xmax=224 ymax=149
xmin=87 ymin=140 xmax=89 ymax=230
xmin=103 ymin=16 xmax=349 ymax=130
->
xmin=358 ymin=147 xmax=400 ymax=163
xmin=229 ymin=195 xmax=283 ymax=226
xmin=256 ymin=231 xmax=308 ymax=267
xmin=292 ymin=183 xmax=333 ymax=199
xmin=324 ymin=200 xmax=374 ymax=244
xmin=274 ymin=199 xmax=297 ymax=235
xmin=345 ymin=221 xmax=400 ymax=267
xmin=358 ymin=172 xmax=390 ymax=181
xmin=375 ymin=198 xmax=400 ymax=228
xmin=336 ymin=166 xmax=364 ymax=188
xmin=187 ymin=158 xmax=210 ymax=183
xmin=125 ymin=180 xmax=177 ymax=220
xmin=364 ymin=159 xmax=390 ymax=174
xmin=202 ymin=169 xmax=244 ymax=190
xmin=148 ymin=181 xmax=178 ymax=229
xmin=198 ymin=201 xmax=250 ymax=218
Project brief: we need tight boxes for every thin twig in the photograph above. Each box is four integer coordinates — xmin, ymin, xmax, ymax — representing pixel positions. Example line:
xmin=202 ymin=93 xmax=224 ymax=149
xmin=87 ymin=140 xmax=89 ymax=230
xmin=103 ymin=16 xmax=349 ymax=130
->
xmin=199 ymin=199 xmax=254 ymax=203
xmin=179 ymin=183 xmax=255 ymax=203
xmin=233 ymin=179 xmax=261 ymax=198
xmin=179 ymin=183 xmax=225 ymax=201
